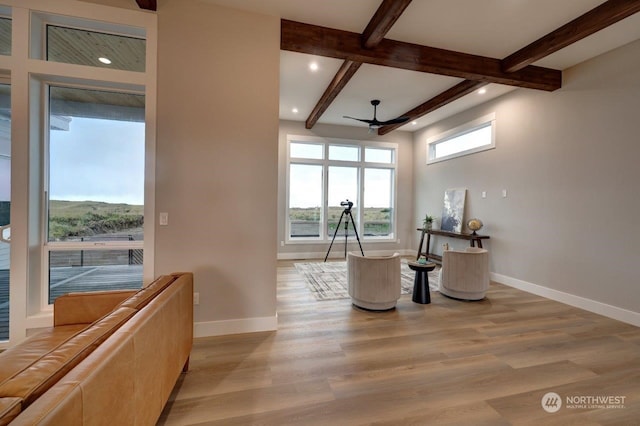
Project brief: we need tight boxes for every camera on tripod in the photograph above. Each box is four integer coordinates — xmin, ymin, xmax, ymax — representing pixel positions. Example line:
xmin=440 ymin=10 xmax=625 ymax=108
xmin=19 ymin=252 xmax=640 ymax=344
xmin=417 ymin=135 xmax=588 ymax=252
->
xmin=340 ymin=199 xmax=354 ymax=211
xmin=325 ymin=198 xmax=363 ymax=261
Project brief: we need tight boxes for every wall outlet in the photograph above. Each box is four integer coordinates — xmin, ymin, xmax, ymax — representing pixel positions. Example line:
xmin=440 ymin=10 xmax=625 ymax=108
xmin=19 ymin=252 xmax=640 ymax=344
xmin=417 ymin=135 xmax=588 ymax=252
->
xmin=482 ymin=191 xmax=487 ymax=199
xmin=193 ymin=292 xmax=199 ymax=305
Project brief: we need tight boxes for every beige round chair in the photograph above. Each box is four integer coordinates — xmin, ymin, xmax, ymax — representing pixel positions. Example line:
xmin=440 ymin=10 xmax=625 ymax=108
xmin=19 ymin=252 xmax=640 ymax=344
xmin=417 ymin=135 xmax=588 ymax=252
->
xmin=347 ymin=252 xmax=401 ymax=311
xmin=438 ymin=247 xmax=490 ymax=300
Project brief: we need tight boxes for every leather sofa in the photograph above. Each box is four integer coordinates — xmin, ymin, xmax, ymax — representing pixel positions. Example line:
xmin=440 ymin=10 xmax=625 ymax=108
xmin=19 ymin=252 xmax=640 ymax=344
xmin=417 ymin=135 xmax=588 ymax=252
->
xmin=0 ymin=272 xmax=193 ymax=425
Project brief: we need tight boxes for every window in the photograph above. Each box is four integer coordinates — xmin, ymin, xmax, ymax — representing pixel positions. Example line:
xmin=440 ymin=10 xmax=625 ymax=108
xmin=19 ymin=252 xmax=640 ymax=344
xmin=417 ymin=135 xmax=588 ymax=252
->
xmin=427 ymin=113 xmax=495 ymax=163
xmin=287 ymin=136 xmax=397 ymax=242
xmin=0 ymin=16 xmax=10 ymax=56
xmin=46 ymin=24 xmax=145 ymax=72
xmin=288 ymin=164 xmax=322 ymax=238
xmin=0 ymin=1 xmax=155 ymax=348
xmin=45 ymin=85 xmax=145 ymax=302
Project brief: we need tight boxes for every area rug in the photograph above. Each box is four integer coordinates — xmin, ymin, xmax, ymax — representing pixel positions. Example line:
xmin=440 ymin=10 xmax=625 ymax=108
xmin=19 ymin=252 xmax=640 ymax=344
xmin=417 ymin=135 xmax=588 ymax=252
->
xmin=294 ymin=259 xmax=440 ymax=301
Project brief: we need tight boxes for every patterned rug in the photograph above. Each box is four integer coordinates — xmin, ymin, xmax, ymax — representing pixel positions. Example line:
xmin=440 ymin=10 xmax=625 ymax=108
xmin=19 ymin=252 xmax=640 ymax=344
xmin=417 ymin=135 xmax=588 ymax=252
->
xmin=294 ymin=259 xmax=441 ymax=301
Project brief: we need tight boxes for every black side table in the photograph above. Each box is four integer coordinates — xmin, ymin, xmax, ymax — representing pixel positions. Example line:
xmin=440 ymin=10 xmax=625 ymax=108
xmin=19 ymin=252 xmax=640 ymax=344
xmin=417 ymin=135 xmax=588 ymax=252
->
xmin=407 ymin=261 xmax=436 ymax=304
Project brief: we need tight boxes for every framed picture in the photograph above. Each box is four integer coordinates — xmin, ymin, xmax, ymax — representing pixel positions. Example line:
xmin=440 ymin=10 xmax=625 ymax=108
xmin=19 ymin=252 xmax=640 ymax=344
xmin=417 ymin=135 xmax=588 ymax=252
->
xmin=441 ymin=188 xmax=466 ymax=232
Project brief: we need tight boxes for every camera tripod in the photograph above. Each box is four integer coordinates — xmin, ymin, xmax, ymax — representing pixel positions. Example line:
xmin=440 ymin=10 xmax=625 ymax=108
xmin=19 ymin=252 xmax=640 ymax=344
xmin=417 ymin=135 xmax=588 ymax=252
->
xmin=324 ymin=201 xmax=364 ymax=262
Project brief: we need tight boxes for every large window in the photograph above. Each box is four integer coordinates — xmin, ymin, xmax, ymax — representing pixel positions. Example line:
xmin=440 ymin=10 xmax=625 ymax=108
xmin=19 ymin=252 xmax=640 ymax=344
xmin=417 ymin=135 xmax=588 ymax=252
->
xmin=287 ymin=136 xmax=396 ymax=242
xmin=427 ymin=112 xmax=496 ymax=164
xmin=46 ymin=86 xmax=145 ymax=303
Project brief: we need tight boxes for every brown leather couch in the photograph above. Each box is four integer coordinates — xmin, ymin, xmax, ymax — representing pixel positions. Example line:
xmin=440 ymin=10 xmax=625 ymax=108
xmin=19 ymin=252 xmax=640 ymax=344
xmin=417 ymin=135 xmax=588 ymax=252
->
xmin=0 ymin=272 xmax=193 ymax=425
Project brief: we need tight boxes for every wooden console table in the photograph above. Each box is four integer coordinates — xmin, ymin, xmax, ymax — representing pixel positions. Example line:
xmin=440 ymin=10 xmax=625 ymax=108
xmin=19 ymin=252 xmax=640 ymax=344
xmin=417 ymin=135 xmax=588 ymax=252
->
xmin=416 ymin=228 xmax=490 ymax=263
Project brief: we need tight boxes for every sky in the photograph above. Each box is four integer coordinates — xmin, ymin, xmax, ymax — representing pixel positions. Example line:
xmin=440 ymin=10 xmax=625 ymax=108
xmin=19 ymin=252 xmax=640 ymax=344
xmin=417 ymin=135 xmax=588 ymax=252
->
xmin=289 ymin=163 xmax=393 ymax=208
xmin=49 ymin=117 xmax=145 ymax=205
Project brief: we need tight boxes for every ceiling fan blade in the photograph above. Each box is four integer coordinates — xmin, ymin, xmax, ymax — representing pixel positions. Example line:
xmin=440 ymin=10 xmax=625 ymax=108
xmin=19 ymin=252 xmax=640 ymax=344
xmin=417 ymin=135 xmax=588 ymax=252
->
xmin=380 ymin=116 xmax=410 ymax=126
xmin=343 ymin=115 xmax=375 ymax=124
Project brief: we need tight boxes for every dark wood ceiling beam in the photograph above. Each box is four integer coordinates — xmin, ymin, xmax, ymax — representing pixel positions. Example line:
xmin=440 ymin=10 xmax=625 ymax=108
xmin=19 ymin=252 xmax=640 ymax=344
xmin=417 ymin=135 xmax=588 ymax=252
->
xmin=378 ymin=80 xmax=488 ymax=135
xmin=135 ymin=0 xmax=157 ymax=11
xmin=305 ymin=60 xmax=362 ymax=129
xmin=281 ymin=19 xmax=561 ymax=91
xmin=378 ymin=80 xmax=487 ymax=135
xmin=304 ymin=0 xmax=412 ymax=129
xmin=502 ymin=0 xmax=640 ymax=72
xmin=361 ymin=0 xmax=413 ymax=48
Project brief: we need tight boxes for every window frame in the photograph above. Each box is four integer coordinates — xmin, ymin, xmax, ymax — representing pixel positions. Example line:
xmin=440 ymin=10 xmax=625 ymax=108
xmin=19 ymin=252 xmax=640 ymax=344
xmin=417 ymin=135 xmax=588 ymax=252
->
xmin=41 ymin=80 xmax=147 ymax=309
xmin=427 ymin=112 xmax=496 ymax=164
xmin=1 ymin=2 xmax=157 ymax=347
xmin=285 ymin=135 xmax=398 ymax=244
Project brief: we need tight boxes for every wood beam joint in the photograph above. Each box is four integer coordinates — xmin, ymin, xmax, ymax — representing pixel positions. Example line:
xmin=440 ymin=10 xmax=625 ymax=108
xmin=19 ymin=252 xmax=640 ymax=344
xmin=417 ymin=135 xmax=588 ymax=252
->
xmin=361 ymin=0 xmax=413 ymax=48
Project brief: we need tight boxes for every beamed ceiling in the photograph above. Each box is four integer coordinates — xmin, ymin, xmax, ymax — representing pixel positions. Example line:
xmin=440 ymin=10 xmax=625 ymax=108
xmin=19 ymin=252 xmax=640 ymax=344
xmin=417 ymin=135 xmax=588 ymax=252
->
xmin=142 ymin=0 xmax=640 ymax=134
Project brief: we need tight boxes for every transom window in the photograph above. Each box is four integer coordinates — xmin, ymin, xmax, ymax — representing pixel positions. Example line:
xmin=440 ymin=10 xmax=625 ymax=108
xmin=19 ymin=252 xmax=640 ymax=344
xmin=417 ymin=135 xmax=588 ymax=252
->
xmin=287 ymin=136 xmax=396 ymax=242
xmin=427 ymin=112 xmax=496 ymax=164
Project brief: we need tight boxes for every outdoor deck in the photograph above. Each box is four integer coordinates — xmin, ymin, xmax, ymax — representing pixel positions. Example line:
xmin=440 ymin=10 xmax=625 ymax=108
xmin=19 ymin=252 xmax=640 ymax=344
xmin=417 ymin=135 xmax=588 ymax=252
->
xmin=0 ymin=265 xmax=142 ymax=341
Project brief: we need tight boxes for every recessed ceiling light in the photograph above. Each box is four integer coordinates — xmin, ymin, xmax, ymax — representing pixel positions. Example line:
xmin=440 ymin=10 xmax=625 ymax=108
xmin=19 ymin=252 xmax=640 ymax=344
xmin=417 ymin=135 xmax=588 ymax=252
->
xmin=98 ymin=57 xmax=112 ymax=65
xmin=292 ymin=108 xmax=299 ymax=114
xmin=309 ymin=62 xmax=319 ymax=72
xmin=411 ymin=121 xmax=417 ymax=125
xmin=478 ymin=88 xmax=487 ymax=95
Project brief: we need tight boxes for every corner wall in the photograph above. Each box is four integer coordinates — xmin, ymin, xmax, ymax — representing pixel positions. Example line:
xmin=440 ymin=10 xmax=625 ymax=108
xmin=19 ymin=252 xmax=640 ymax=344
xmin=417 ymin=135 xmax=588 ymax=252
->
xmin=155 ymin=1 xmax=279 ymax=336
xmin=278 ymin=120 xmax=414 ymax=259
xmin=413 ymin=39 xmax=640 ymax=325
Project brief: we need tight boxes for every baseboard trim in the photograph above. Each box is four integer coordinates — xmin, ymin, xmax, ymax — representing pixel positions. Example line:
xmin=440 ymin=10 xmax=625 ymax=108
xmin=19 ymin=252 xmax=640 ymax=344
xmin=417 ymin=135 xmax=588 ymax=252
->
xmin=194 ymin=315 xmax=278 ymax=338
xmin=491 ymin=272 xmax=640 ymax=327
xmin=278 ymin=249 xmax=414 ymax=260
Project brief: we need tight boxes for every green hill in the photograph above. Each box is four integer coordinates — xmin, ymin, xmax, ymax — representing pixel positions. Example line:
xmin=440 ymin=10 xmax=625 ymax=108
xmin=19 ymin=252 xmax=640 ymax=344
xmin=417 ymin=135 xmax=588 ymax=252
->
xmin=49 ymin=200 xmax=144 ymax=240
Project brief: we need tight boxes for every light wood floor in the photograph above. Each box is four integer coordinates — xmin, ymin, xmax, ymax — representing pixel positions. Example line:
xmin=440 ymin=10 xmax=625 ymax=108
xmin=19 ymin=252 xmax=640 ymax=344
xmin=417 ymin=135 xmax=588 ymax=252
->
xmin=158 ymin=261 xmax=640 ymax=425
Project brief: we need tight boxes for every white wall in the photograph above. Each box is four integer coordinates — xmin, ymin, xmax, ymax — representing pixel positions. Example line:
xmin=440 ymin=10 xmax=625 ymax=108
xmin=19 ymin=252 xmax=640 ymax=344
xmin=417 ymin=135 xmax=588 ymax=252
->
xmin=278 ymin=120 xmax=414 ymax=259
xmin=154 ymin=1 xmax=280 ymax=336
xmin=413 ymin=39 xmax=640 ymax=323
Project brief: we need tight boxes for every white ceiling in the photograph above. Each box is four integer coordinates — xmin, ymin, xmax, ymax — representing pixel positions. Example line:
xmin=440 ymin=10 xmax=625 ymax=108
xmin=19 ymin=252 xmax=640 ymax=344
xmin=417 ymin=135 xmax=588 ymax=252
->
xmin=203 ymin=0 xmax=640 ymax=132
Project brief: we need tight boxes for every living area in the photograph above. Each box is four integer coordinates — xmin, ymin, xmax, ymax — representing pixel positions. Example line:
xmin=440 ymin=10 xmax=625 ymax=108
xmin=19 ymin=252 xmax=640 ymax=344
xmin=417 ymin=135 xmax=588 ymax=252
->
xmin=1 ymin=0 xmax=640 ymax=424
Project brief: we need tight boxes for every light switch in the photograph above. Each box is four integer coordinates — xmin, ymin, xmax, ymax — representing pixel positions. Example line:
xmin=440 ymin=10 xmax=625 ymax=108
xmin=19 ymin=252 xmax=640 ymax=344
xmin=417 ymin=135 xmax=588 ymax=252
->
xmin=159 ymin=212 xmax=169 ymax=226
xmin=502 ymin=189 xmax=508 ymax=198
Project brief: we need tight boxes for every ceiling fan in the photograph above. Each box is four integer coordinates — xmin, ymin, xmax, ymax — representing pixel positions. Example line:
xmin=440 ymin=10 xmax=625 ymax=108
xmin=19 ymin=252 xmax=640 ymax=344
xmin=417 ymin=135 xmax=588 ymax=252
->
xmin=343 ymin=99 xmax=410 ymax=132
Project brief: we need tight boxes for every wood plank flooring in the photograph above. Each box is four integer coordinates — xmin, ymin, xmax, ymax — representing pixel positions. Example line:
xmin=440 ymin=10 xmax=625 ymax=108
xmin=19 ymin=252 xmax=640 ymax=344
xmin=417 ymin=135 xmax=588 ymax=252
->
xmin=157 ymin=261 xmax=640 ymax=425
